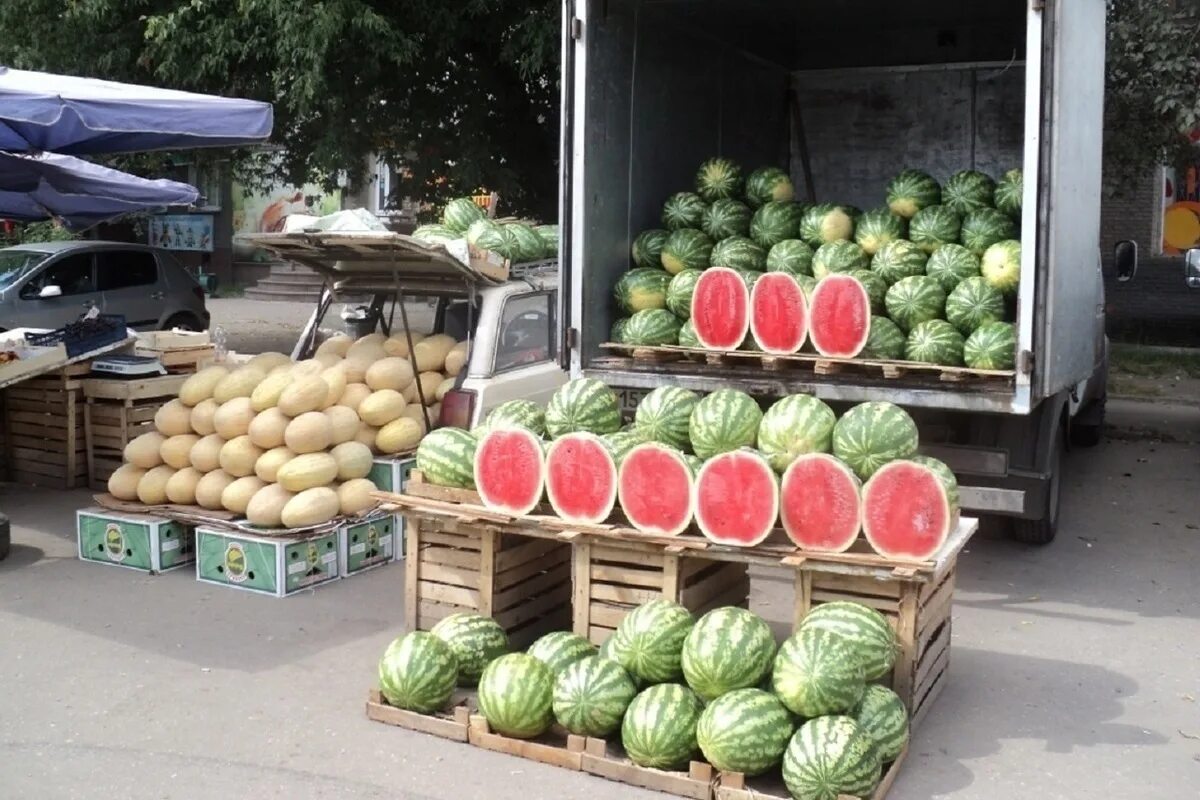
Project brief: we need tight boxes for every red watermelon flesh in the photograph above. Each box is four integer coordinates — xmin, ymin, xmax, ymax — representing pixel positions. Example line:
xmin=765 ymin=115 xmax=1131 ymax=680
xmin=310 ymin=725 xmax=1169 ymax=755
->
xmin=618 ymin=443 xmax=694 ymax=536
xmin=545 ymin=432 xmax=618 ymax=524
xmin=693 ymin=449 xmax=779 ymax=546
xmin=808 ymin=274 xmax=870 ymax=357
xmin=861 ymin=460 xmax=954 ymax=559
xmin=780 ymin=454 xmax=861 ymax=552
xmin=474 ymin=427 xmax=545 ymax=516
xmin=691 ymin=267 xmax=750 ymax=350
xmin=750 ymin=272 xmax=809 ymax=354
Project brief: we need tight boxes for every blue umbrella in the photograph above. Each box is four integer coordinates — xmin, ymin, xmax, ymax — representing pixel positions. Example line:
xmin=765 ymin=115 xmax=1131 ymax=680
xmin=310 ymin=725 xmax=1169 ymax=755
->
xmin=0 ymin=151 xmax=198 ymax=230
xmin=0 ymin=66 xmax=273 ymax=154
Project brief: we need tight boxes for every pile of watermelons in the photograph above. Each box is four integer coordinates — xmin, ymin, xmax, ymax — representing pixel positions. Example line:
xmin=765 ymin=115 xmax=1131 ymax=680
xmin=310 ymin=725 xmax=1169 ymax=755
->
xmin=413 ymin=197 xmax=558 ymax=264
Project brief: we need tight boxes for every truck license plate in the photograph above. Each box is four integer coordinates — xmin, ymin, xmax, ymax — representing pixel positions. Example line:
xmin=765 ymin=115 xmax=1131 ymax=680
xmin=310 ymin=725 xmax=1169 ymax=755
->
xmin=616 ymin=387 xmax=648 ymax=415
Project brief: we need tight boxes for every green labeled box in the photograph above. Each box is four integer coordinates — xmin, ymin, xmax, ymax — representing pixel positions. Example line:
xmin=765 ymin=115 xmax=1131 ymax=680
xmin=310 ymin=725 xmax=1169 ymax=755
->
xmin=77 ymin=507 xmax=195 ymax=574
xmin=195 ymin=526 xmax=339 ymax=597
xmin=338 ymin=512 xmax=397 ymax=577
xmin=369 ymin=456 xmax=415 ymax=562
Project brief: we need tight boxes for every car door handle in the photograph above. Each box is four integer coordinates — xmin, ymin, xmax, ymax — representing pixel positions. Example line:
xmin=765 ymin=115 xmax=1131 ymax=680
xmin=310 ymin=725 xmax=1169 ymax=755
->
xmin=151 ymin=291 xmax=165 ymax=300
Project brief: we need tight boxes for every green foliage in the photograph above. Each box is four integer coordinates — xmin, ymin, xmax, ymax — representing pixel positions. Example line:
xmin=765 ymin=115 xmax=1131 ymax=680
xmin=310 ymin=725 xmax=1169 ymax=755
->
xmin=3 ymin=221 xmax=78 ymax=245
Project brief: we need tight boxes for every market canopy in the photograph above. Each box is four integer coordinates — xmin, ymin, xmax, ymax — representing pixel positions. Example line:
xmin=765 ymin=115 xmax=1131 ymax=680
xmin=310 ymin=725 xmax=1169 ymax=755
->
xmin=0 ymin=151 xmax=198 ymax=230
xmin=0 ymin=66 xmax=273 ymax=154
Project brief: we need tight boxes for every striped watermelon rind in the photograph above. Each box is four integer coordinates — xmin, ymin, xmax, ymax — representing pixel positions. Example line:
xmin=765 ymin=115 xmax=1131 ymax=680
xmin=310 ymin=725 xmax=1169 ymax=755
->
xmin=605 ymin=599 xmax=696 ymax=684
xmin=854 ymin=207 xmax=907 ymax=255
xmin=477 ymin=653 xmax=554 ymax=739
xmin=906 ymin=319 xmax=966 ymax=366
xmin=681 ymin=607 xmax=777 ymax=702
xmin=506 ymin=223 xmax=546 ymax=263
xmin=831 ymin=401 xmax=919 ymax=481
xmin=610 ymin=317 xmax=631 ymax=343
xmin=711 ymin=235 xmax=767 ymax=272
xmin=925 ymin=243 xmax=981 ymax=293
xmin=466 ymin=218 xmax=500 ymax=248
xmin=908 ymin=204 xmax=962 ymax=254
xmin=994 ymin=168 xmax=1023 ymax=219
xmin=662 ymin=192 xmax=709 ymax=231
xmin=799 ymin=203 xmax=854 ymax=247
xmin=483 ymin=398 xmax=547 ymax=437
xmin=602 ymin=429 xmax=649 ymax=467
xmin=750 ymin=201 xmax=805 ymax=249
xmin=624 ymin=308 xmax=682 ymax=346
xmin=885 ymin=169 xmax=941 ymax=219
xmin=553 ymin=655 xmax=638 ymax=737
xmin=689 ymin=388 xmax=763 ymax=460
xmin=412 ymin=223 xmax=459 ymax=245
xmin=756 ymin=394 xmax=837 ymax=474
xmin=852 ymin=684 xmax=910 ymax=763
xmin=799 ymin=600 xmax=898 ymax=682
xmin=945 ymin=276 xmax=1006 ymax=335
xmin=812 ymin=240 xmax=870 ymax=280
xmin=678 ymin=319 xmax=701 ymax=348
xmin=544 ymin=378 xmax=622 ymax=438
xmin=702 ymin=198 xmax=753 ymax=239
xmin=666 ymin=269 xmax=703 ymax=320
xmin=661 ymin=229 xmax=714 ymax=274
xmin=526 ymin=631 xmax=598 ymax=676
xmin=614 ymin=267 xmax=672 ymax=314
xmin=850 ymin=269 xmax=888 ymax=315
xmin=911 ymin=455 xmax=960 ymax=510
xmin=861 ymin=315 xmax=907 ymax=360
xmin=430 ymin=612 xmax=509 ymax=685
xmin=632 ymin=229 xmax=671 ymax=269
xmin=744 ymin=166 xmax=796 ymax=207
xmin=782 ymin=715 xmax=882 ymax=800
xmin=696 ymin=157 xmax=744 ymax=202
xmin=442 ymin=197 xmax=485 ymax=233
xmin=885 ymin=275 xmax=946 ymax=334
xmin=622 ymin=683 xmax=704 ymax=770
xmin=870 ymin=239 xmax=928 ymax=285
xmin=696 ymin=688 xmax=793 ymax=776
xmin=981 ymin=239 xmax=1022 ymax=296
xmin=964 ymin=321 xmax=1017 ymax=370
xmin=533 ymin=224 xmax=559 ymax=259
xmin=416 ymin=427 xmax=478 ymax=489
xmin=772 ymin=627 xmax=867 ymax=717
xmin=378 ymin=632 xmax=459 ymax=713
xmin=766 ymin=239 xmax=815 ymax=276
xmin=960 ymin=208 xmax=1018 ymax=257
xmin=942 ymin=169 xmax=997 ymax=216
xmin=634 ymin=386 xmax=699 ymax=451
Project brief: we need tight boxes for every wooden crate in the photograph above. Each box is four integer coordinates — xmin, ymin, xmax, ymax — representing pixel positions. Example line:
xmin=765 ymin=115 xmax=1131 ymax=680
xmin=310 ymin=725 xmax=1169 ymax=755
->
xmin=135 ymin=330 xmax=214 ymax=373
xmin=713 ymin=747 xmax=907 ymax=800
xmin=0 ymin=364 xmax=90 ymax=488
xmin=365 ymin=688 xmax=472 ymax=742
xmin=83 ymin=375 xmax=187 ymax=489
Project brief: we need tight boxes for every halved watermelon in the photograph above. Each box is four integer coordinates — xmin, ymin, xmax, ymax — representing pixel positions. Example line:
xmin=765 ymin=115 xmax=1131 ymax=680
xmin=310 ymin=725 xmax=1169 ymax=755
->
xmin=861 ymin=460 xmax=956 ymax=560
xmin=750 ymin=272 xmax=808 ymax=354
xmin=780 ymin=454 xmax=861 ymax=553
xmin=693 ymin=449 xmax=778 ymax=547
xmin=474 ymin=427 xmax=545 ymax=516
xmin=808 ymin=274 xmax=871 ymax=358
xmin=691 ymin=266 xmax=750 ymax=350
xmin=618 ymin=443 xmax=694 ymax=537
xmin=545 ymin=432 xmax=618 ymax=524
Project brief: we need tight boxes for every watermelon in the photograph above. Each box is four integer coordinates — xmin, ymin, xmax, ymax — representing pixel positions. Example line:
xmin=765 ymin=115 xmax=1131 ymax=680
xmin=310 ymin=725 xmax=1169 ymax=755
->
xmin=533 ymin=224 xmax=559 ymax=259
xmin=614 ymin=267 xmax=672 ymax=314
xmin=553 ymin=655 xmax=638 ymax=737
xmin=666 ymin=269 xmax=703 ymax=320
xmin=750 ymin=272 xmax=809 ymax=354
xmin=466 ymin=218 xmax=501 ymax=248
xmin=661 ymin=228 xmax=714 ymax=274
xmin=780 ymin=454 xmax=861 ymax=552
xmin=869 ymin=239 xmax=928 ymax=285
xmin=696 ymin=157 xmax=744 ymax=202
xmin=624 ymin=308 xmax=682 ymax=346
xmin=474 ymin=427 xmax=545 ymax=516
xmin=884 ymin=275 xmax=946 ymax=333
xmin=799 ymin=601 xmax=897 ymax=681
xmin=696 ymin=689 xmax=793 ymax=776
xmin=799 ymin=203 xmax=854 ymax=247
xmin=885 ymin=169 xmax=941 ymax=219
xmin=852 ymin=685 xmax=910 ymax=763
xmin=618 ymin=443 xmax=696 ymax=536
xmin=690 ymin=267 xmax=751 ymax=350
xmin=750 ymin=201 xmax=805 ymax=249
xmin=981 ymin=239 xmax=1021 ymax=296
xmin=772 ymin=628 xmax=866 ymax=717
xmin=678 ymin=319 xmax=701 ymax=348
xmin=412 ymin=223 xmax=459 ymax=245
xmin=703 ymin=198 xmax=753 ymax=240
xmin=711 ymin=235 xmax=767 ymax=272
xmin=861 ymin=316 xmax=906 ymax=360
xmin=527 ymin=632 xmax=597 ymax=676
xmin=796 ymin=274 xmax=817 ymax=298
xmin=632 ymin=228 xmax=670 ymax=269
xmin=757 ymin=394 xmax=836 ymax=473
xmin=634 ymin=386 xmax=698 ymax=450
xmin=693 ymin=448 xmax=779 ymax=547
xmin=911 ymin=454 xmax=960 ymax=509
xmin=946 ymin=276 xmax=1005 ymax=335
xmin=416 ymin=427 xmax=478 ymax=489
xmin=544 ymin=378 xmax=622 ymax=438
xmin=663 ymin=192 xmax=708 ymax=231
xmin=507 ymin=223 xmax=546 ymax=263
xmin=622 ymin=684 xmax=704 ymax=770
xmin=689 ymin=388 xmax=762 ymax=459
xmin=906 ymin=319 xmax=965 ymax=366
xmin=605 ymin=599 xmax=695 ymax=683
xmin=862 ymin=458 xmax=956 ymax=559
xmin=782 ymin=716 xmax=882 ymax=800
xmin=611 ymin=317 xmax=630 ymax=343
xmin=378 ymin=632 xmax=459 ymax=713
xmin=430 ymin=612 xmax=508 ymax=685
xmin=908 ymin=205 xmax=962 ymax=254
xmin=545 ymin=432 xmax=618 ymax=524
xmin=681 ymin=607 xmax=777 ymax=701
xmin=490 ymin=224 xmax=521 ymax=260
xmin=831 ymin=401 xmax=919 ymax=481
xmin=854 ymin=207 xmax=907 ymax=255
xmin=745 ymin=166 xmax=795 ymax=207
xmin=850 ymin=269 xmax=887 ymax=315
xmin=925 ymin=243 xmax=981 ymax=293
xmin=807 ymin=274 xmax=871 ymax=358
xmin=994 ymin=168 xmax=1023 ymax=219
xmin=442 ymin=197 xmax=485 ymax=233
xmin=964 ymin=321 xmax=1016 ymax=370
xmin=766 ymin=239 xmax=815 ymax=276
xmin=483 ymin=399 xmax=547 ymax=437
xmin=477 ymin=653 xmax=554 ymax=739
xmin=602 ymin=429 xmax=648 ymax=467
xmin=942 ymin=169 xmax=996 ymax=215
xmin=811 ymin=241 xmax=869 ymax=280
xmin=960 ymin=208 xmax=1017 ymax=256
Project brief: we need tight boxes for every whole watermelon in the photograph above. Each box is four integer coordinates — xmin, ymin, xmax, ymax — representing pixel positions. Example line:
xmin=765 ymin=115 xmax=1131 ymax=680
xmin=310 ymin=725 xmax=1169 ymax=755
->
xmin=964 ymin=321 xmax=1016 ymax=370
xmin=527 ymin=631 xmax=597 ymax=676
xmin=430 ymin=612 xmax=508 ymax=685
xmin=812 ymin=241 xmax=869 ymax=280
xmin=634 ymin=386 xmax=699 ymax=451
xmin=745 ymin=166 xmax=795 ymax=207
xmin=545 ymin=378 xmax=622 ymax=437
xmin=482 ymin=398 xmax=547 ymax=437
xmin=466 ymin=218 xmax=501 ymax=248
xmin=614 ymin=267 xmax=672 ymax=313
xmin=661 ymin=229 xmax=714 ymax=274
xmin=994 ymin=168 xmax=1023 ymax=219
xmin=766 ymin=239 xmax=815 ymax=276
xmin=681 ymin=607 xmax=777 ymax=701
xmin=831 ymin=401 xmax=918 ymax=481
xmin=852 ymin=685 xmax=910 ymax=763
xmin=689 ymin=389 xmax=763 ymax=460
xmin=711 ymin=235 xmax=767 ymax=272
xmin=981 ymin=239 xmax=1022 ymax=296
xmin=416 ymin=427 xmax=478 ymax=489
xmin=702 ymin=198 xmax=753 ymax=240
xmin=772 ymin=627 xmax=866 ymax=717
xmin=442 ymin=197 xmax=485 ymax=233
xmin=925 ymin=243 xmax=981 ymax=293
xmin=756 ymin=394 xmax=837 ymax=473
xmin=782 ymin=716 xmax=882 ymax=800
xmin=908 ymin=205 xmax=962 ymax=254
xmin=505 ymin=223 xmax=545 ymax=263
xmin=869 ymin=239 xmax=928 ymax=285
xmin=960 ymin=208 xmax=1017 ymax=256
xmin=799 ymin=203 xmax=854 ymax=247
xmin=854 ymin=207 xmax=907 ymax=255
xmin=885 ymin=169 xmax=941 ymax=219
xmin=602 ymin=429 xmax=648 ymax=467
xmin=945 ymin=275 xmax=1006 ymax=335
xmin=533 ymin=224 xmax=559 ymax=259
xmin=911 ymin=454 xmax=960 ymax=509
xmin=851 ymin=269 xmax=888 ymax=315
xmin=553 ymin=655 xmax=638 ymax=737
xmin=677 ymin=319 xmax=701 ymax=348
xmin=632 ymin=228 xmax=670 ymax=269
xmin=622 ymin=684 xmax=704 ymax=770
xmin=604 ymin=599 xmax=695 ymax=683
xmin=696 ymin=157 xmax=744 ymax=202
xmin=696 ymin=689 xmax=793 ymax=776
xmin=906 ymin=319 xmax=965 ymax=366
xmin=799 ymin=601 xmax=898 ymax=681
xmin=885 ymin=275 xmax=946 ymax=333
xmin=477 ymin=653 xmax=554 ymax=738
xmin=861 ymin=316 xmax=906 ymax=360
xmin=378 ymin=632 xmax=459 ymax=713
xmin=622 ymin=309 xmax=681 ymax=346
xmin=412 ymin=223 xmax=459 ymax=245
xmin=750 ymin=201 xmax=805 ymax=249
xmin=666 ymin=269 xmax=702 ymax=320
xmin=610 ymin=317 xmax=631 ymax=344
xmin=662 ymin=192 xmax=708 ymax=230
xmin=942 ymin=169 xmax=996 ymax=215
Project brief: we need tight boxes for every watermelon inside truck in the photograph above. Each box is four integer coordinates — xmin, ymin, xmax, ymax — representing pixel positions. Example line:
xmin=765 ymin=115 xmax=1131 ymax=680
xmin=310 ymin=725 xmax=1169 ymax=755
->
xmin=558 ymin=0 xmax=1108 ymax=543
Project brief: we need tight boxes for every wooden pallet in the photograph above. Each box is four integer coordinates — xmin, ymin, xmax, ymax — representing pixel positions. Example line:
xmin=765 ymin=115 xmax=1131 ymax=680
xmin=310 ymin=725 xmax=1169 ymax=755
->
xmin=714 ymin=748 xmax=908 ymax=800
xmin=83 ymin=375 xmax=188 ymax=489
xmin=365 ymin=688 xmax=472 ymax=742
xmin=0 ymin=364 xmax=90 ymax=488
xmin=135 ymin=331 xmax=214 ymax=374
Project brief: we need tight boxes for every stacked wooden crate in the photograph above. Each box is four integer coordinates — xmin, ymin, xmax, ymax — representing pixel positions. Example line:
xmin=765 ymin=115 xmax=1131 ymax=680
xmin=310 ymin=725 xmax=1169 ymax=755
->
xmin=0 ymin=363 xmax=91 ymax=488
xmin=83 ymin=374 xmax=187 ymax=490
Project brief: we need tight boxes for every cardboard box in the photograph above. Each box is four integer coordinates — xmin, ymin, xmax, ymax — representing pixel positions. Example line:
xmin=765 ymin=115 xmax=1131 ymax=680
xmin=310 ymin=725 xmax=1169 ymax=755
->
xmin=195 ymin=526 xmax=339 ymax=597
xmin=338 ymin=512 xmax=397 ymax=577
xmin=370 ymin=456 xmax=415 ymax=561
xmin=77 ymin=507 xmax=195 ymax=573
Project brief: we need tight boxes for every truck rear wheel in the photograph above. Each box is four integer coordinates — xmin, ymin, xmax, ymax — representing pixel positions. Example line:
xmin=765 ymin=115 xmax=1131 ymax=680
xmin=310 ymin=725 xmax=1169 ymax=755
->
xmin=0 ymin=513 xmax=10 ymax=561
xmin=1069 ymin=398 xmax=1105 ymax=448
xmin=1009 ymin=430 xmax=1063 ymax=545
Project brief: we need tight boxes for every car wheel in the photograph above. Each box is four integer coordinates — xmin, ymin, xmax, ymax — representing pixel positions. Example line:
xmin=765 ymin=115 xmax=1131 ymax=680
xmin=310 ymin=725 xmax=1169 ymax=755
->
xmin=163 ymin=313 xmax=202 ymax=332
xmin=1009 ymin=429 xmax=1063 ymax=546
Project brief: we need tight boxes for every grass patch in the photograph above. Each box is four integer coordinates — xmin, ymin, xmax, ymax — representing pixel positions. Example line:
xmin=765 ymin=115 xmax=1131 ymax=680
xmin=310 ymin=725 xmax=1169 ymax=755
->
xmin=1109 ymin=343 xmax=1200 ymax=379
xmin=211 ymin=285 xmax=246 ymax=299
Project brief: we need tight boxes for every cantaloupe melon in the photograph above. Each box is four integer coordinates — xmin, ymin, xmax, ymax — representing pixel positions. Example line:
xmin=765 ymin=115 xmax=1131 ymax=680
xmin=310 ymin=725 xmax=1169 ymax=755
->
xmin=222 ymin=476 xmax=267 ymax=514
xmin=320 ymin=364 xmax=347 ymax=408
xmin=348 ymin=332 xmax=387 ymax=356
xmin=281 ymin=487 xmax=341 ymax=528
xmin=276 ymin=452 xmax=339 ymax=492
xmin=354 ymin=423 xmax=380 ymax=451
xmin=190 ymin=398 xmax=219 ymax=435
xmin=402 ymin=372 xmax=444 ymax=406
xmin=399 ymin=403 xmax=435 ymax=425
xmin=189 ymin=433 xmax=225 ymax=472
xmin=165 ymin=467 xmax=204 ymax=505
xmin=179 ymin=366 xmax=229 ymax=407
xmin=247 ymin=407 xmax=288 ymax=449
xmin=246 ymin=483 xmax=294 ymax=527
xmin=277 ymin=375 xmax=328 ymax=417
xmin=254 ymin=446 xmax=295 ymax=483
xmin=269 ymin=363 xmax=293 ymax=376
xmin=383 ymin=332 xmax=426 ymax=358
xmin=325 ymin=405 xmax=360 ymax=445
xmin=245 ymin=352 xmax=292 ymax=373
xmin=316 ymin=335 xmax=352 ymax=357
xmin=219 ymin=435 xmax=263 ymax=478
xmin=376 ymin=417 xmax=423 ymax=455
xmin=338 ymin=478 xmax=378 ymax=515
xmin=250 ymin=370 xmax=294 ymax=411
xmin=314 ymin=351 xmax=343 ymax=368
xmin=290 ymin=359 xmax=326 ymax=378
xmin=443 ymin=341 xmax=469 ymax=376
xmin=194 ymin=469 xmax=235 ymax=510
xmin=160 ymin=434 xmax=201 ymax=470
xmin=413 ymin=334 xmax=457 ymax=371
xmin=341 ymin=356 xmax=374 ymax=384
xmin=155 ymin=399 xmax=194 ymax=437
xmin=358 ymin=389 xmax=407 ymax=426
xmin=137 ymin=465 xmax=176 ymax=505
xmin=338 ymin=382 xmax=372 ymax=411
xmin=330 ymin=441 xmax=373 ymax=480
xmin=284 ymin=411 xmax=334 ymax=454
xmin=365 ymin=357 xmax=415 ymax=392
xmin=213 ymin=397 xmax=256 ymax=440
xmin=107 ymin=463 xmax=147 ymax=500
xmin=212 ymin=366 xmax=265 ymax=404
xmin=435 ymin=377 xmax=456 ymax=402
xmin=125 ymin=431 xmax=167 ymax=469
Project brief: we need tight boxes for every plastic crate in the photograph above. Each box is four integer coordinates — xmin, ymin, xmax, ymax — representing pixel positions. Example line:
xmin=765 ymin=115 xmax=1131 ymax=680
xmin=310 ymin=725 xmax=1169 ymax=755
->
xmin=25 ymin=315 xmax=127 ymax=358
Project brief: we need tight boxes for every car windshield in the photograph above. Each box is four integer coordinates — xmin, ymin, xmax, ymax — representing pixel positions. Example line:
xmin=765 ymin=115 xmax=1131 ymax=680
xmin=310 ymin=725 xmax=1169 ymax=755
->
xmin=0 ymin=249 xmax=51 ymax=290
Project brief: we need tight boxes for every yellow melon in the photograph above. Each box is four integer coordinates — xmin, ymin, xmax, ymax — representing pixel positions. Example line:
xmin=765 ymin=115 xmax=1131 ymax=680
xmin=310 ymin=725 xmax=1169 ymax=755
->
xmin=178 ymin=366 xmax=229 ymax=407
xmin=125 ymin=431 xmax=167 ymax=469
xmin=443 ymin=341 xmax=469 ymax=377
xmin=348 ymin=332 xmax=387 ymax=356
xmin=314 ymin=351 xmax=343 ymax=369
xmin=354 ymin=423 xmax=380 ymax=451
xmin=358 ymin=389 xmax=407 ymax=426
xmin=247 ymin=407 xmax=288 ymax=449
xmin=245 ymin=352 xmax=292 ymax=373
xmin=330 ymin=441 xmax=373 ymax=480
xmin=400 ymin=403 xmax=436 ymax=425
xmin=250 ymin=370 xmax=295 ymax=412
xmin=136 ymin=465 xmax=176 ymax=505
xmin=316 ymin=335 xmax=353 ymax=357
xmin=254 ymin=446 xmax=295 ymax=483
xmin=376 ymin=417 xmax=423 ymax=455
xmin=338 ymin=382 xmax=372 ymax=411
xmin=338 ymin=478 xmax=378 ymax=515
xmin=277 ymin=375 xmax=328 ymax=417
xmin=246 ymin=483 xmax=295 ymax=527
xmin=213 ymin=397 xmax=256 ymax=440
xmin=320 ymin=364 xmax=347 ymax=408
xmin=190 ymin=398 xmax=219 ymax=436
xmin=412 ymin=334 xmax=457 ymax=372
xmin=282 ymin=487 xmax=341 ymax=528
xmin=341 ymin=355 xmax=376 ymax=384
xmin=107 ymin=463 xmax=147 ymax=500
xmin=276 ymin=452 xmax=339 ymax=492
xmin=383 ymin=332 xmax=426 ymax=358
xmin=284 ymin=411 xmax=334 ymax=454
xmin=365 ymin=357 xmax=415 ymax=392
xmin=402 ymin=372 xmax=444 ymax=406
xmin=194 ymin=469 xmax=235 ymax=510
xmin=154 ymin=399 xmax=194 ymax=437
xmin=435 ymin=377 xmax=456 ymax=402
xmin=219 ymin=435 xmax=263 ymax=478
xmin=165 ymin=467 xmax=204 ymax=505
xmin=222 ymin=475 xmax=267 ymax=514
xmin=212 ymin=366 xmax=265 ymax=404
xmin=325 ymin=405 xmax=360 ymax=445
xmin=189 ymin=433 xmax=225 ymax=473
xmin=290 ymin=359 xmax=326 ymax=378
xmin=160 ymin=434 xmax=201 ymax=470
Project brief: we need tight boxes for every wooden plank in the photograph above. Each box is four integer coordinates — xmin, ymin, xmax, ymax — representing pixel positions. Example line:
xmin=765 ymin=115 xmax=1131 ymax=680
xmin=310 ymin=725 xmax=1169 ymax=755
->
xmin=590 ymin=582 xmax=665 ymax=606
xmin=714 ymin=746 xmax=908 ymax=800
xmin=365 ymin=689 xmax=471 ymax=742
xmin=590 ymin=562 xmax=664 ymax=589
xmin=467 ymin=716 xmax=585 ymax=770
xmin=418 ymin=578 xmax=481 ymax=609
xmin=496 ymin=544 xmax=568 ymax=590
xmin=493 ymin=583 xmax=571 ymax=630
xmin=508 ymin=609 xmax=571 ymax=650
xmin=580 ymin=741 xmax=713 ymax=800
xmin=477 ymin=528 xmax=497 ymax=618
xmin=587 ymin=625 xmax=616 ymax=646
xmin=417 ymin=600 xmax=466 ymax=629
xmin=416 ymin=561 xmax=479 ymax=591
xmin=811 ymin=573 xmax=905 ymax=600
xmin=913 ymin=619 xmax=952 ymax=700
xmin=9 ymin=445 xmax=71 ymax=466
xmin=694 ymin=577 xmax=751 ymax=617
xmin=420 ymin=545 xmax=482 ymax=570
xmin=810 ymin=590 xmax=899 ymax=614
xmin=793 ymin=569 xmax=813 ymax=632
xmin=591 ymin=544 xmax=667 ymax=569
xmin=572 ymin=541 xmax=592 ymax=639
xmin=492 ymin=562 xmax=571 ymax=613
xmin=419 ymin=530 xmax=483 ymax=550
xmin=890 ymin=583 xmax=920 ymax=710
xmin=588 ymin=602 xmax=633 ymax=630
xmin=405 ymin=523 xmax=422 ymax=631
xmin=680 ymin=562 xmax=748 ymax=609
xmin=82 ymin=375 xmax=187 ymax=401
xmin=495 ymin=536 xmax=563 ymax=572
